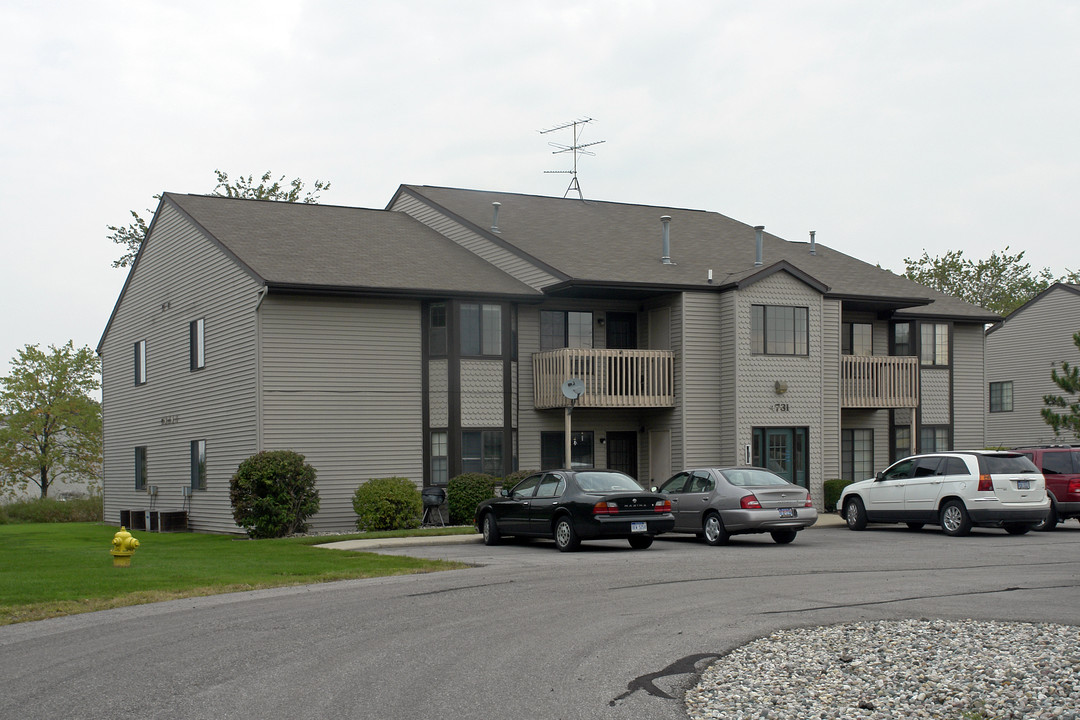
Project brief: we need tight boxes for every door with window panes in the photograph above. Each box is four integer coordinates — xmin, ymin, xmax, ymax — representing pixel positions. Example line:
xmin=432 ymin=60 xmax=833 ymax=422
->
xmin=752 ymin=427 xmax=808 ymax=488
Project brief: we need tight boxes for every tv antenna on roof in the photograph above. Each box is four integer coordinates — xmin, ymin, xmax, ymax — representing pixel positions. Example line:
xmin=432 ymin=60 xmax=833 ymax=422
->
xmin=540 ymin=117 xmax=604 ymax=200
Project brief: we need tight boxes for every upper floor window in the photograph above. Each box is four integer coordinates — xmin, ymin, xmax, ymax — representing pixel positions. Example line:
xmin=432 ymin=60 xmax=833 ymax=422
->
xmin=751 ymin=305 xmax=808 ymax=356
xmin=893 ymin=322 xmax=913 ymax=356
xmin=842 ymin=322 xmax=873 ymax=356
xmin=460 ymin=303 xmax=502 ymax=356
xmin=134 ymin=340 xmax=147 ymax=385
xmin=540 ymin=310 xmax=593 ymax=352
xmin=135 ymin=446 xmax=148 ymax=490
xmin=428 ymin=303 xmax=447 ymax=356
xmin=190 ymin=440 xmax=207 ymax=490
xmin=920 ymin=323 xmax=949 ymax=365
xmin=190 ymin=318 xmax=205 ymax=371
xmin=989 ymin=381 xmax=1013 ymax=413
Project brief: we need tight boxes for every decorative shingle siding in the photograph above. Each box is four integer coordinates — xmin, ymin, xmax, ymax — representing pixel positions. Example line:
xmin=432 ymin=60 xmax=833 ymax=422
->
xmin=390 ymin=193 xmax=558 ymax=290
xmin=259 ymin=296 xmax=423 ymax=531
xmin=428 ymin=359 xmax=448 ymax=428
xmin=920 ymin=369 xmax=951 ymax=425
xmin=460 ymin=360 xmax=505 ymax=427
xmin=100 ymin=201 xmax=261 ymax=534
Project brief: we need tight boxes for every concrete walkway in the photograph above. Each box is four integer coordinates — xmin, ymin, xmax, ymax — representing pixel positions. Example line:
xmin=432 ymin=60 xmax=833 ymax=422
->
xmin=315 ymin=511 xmax=847 ymax=551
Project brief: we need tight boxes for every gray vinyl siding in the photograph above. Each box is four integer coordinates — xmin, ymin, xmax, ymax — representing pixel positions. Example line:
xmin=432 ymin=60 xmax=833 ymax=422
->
xmin=259 ymin=296 xmax=424 ymax=532
xmin=986 ymin=286 xmax=1080 ymax=446
xmin=732 ymin=273 xmax=828 ymax=503
xmin=645 ymin=296 xmax=683 ymax=477
xmin=681 ymin=292 xmax=722 ymax=466
xmin=390 ymin=194 xmax=559 ymax=291
xmin=100 ymin=201 xmax=261 ymax=533
xmin=820 ymin=298 xmax=842 ymax=483
xmin=951 ymin=323 xmax=987 ymax=449
xmin=717 ymin=292 xmax=738 ymax=465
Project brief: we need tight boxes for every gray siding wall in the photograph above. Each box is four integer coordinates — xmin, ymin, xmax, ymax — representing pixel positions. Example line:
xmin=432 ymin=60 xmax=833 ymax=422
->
xmin=100 ymin=202 xmax=261 ymax=533
xmin=390 ymin=194 xmax=559 ymax=290
xmin=821 ymin=298 xmax=842 ymax=482
xmin=987 ymin=287 xmax=1080 ymax=446
xmin=717 ymin=292 xmax=738 ymax=465
xmin=732 ymin=273 xmax=830 ymax=503
xmin=259 ymin=296 xmax=423 ymax=532
xmin=951 ymin=323 xmax=987 ymax=449
xmin=681 ymin=292 xmax=723 ymax=466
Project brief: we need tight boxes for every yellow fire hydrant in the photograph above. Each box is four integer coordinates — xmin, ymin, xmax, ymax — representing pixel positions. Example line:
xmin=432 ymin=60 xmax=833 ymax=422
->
xmin=111 ymin=526 xmax=140 ymax=567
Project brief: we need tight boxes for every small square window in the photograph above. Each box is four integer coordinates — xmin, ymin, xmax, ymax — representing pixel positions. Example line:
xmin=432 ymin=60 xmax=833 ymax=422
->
xmin=190 ymin=318 xmax=205 ymax=371
xmin=134 ymin=340 xmax=147 ymax=385
xmin=135 ymin=446 xmax=148 ymax=490
xmin=190 ymin=440 xmax=207 ymax=490
xmin=989 ymin=381 xmax=1013 ymax=413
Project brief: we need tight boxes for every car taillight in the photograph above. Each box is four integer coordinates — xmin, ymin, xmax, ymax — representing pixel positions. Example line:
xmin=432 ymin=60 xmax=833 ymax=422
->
xmin=1068 ymin=479 xmax=1080 ymax=497
xmin=740 ymin=495 xmax=762 ymax=509
xmin=804 ymin=493 xmax=814 ymax=508
xmin=977 ymin=474 xmax=993 ymax=492
xmin=654 ymin=499 xmax=671 ymax=513
xmin=592 ymin=501 xmax=619 ymax=515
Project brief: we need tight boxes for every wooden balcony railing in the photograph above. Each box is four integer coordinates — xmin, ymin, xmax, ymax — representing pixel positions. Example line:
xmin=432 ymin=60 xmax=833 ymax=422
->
xmin=841 ymin=355 xmax=919 ymax=408
xmin=533 ymin=348 xmax=675 ymax=409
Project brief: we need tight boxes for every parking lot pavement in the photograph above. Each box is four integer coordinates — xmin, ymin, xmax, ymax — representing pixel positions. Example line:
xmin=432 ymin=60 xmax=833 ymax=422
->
xmin=315 ymin=512 xmax=848 ymax=551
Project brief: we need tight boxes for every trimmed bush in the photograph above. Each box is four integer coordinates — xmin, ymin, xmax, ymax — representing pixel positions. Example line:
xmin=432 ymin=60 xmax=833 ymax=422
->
xmin=447 ymin=472 xmax=497 ymax=525
xmin=352 ymin=477 xmax=423 ymax=531
xmin=823 ymin=478 xmax=854 ymax=513
xmin=229 ymin=450 xmax=320 ymax=538
xmin=0 ymin=495 xmax=103 ymax=524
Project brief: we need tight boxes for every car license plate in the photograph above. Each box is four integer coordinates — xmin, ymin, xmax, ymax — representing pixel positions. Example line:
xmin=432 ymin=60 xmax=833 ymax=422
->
xmin=778 ymin=508 xmax=796 ymax=518
xmin=630 ymin=521 xmax=647 ymax=533
xmin=1018 ymin=480 xmax=1031 ymax=490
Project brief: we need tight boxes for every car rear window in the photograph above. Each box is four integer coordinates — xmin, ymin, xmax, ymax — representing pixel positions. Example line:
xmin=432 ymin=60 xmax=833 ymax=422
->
xmin=576 ymin=472 xmax=643 ymax=493
xmin=721 ymin=468 xmax=789 ymax=486
xmin=1040 ymin=451 xmax=1079 ymax=475
xmin=980 ymin=454 xmax=1040 ymax=475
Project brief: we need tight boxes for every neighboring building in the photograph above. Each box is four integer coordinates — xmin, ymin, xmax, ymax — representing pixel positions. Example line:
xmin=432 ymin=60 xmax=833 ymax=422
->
xmin=98 ymin=186 xmax=999 ymax=533
xmin=985 ymin=283 xmax=1080 ymax=447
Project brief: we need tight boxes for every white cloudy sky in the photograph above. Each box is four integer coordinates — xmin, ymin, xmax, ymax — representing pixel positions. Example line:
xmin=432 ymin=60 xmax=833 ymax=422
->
xmin=2 ymin=0 xmax=1078 ymax=378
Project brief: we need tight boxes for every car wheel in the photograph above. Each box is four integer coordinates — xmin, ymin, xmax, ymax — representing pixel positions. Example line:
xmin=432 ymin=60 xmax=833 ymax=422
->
xmin=940 ymin=500 xmax=972 ymax=537
xmin=771 ymin=529 xmax=797 ymax=544
xmin=481 ymin=512 xmax=501 ymax=546
xmin=844 ymin=498 xmax=867 ymax=531
xmin=554 ymin=516 xmax=580 ymax=552
xmin=628 ymin=535 xmax=654 ymax=550
xmin=1033 ymin=503 xmax=1058 ymax=532
xmin=906 ymin=523 xmax=924 ymax=531
xmin=702 ymin=512 xmax=730 ymax=546
xmin=1003 ymin=523 xmax=1032 ymax=535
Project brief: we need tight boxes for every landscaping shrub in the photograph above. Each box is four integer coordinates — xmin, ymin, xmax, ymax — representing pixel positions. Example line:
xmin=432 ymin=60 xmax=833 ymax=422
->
xmin=0 ymin=495 xmax=103 ymax=524
xmin=447 ymin=472 xmax=497 ymax=525
xmin=229 ymin=450 xmax=320 ymax=538
xmin=823 ymin=478 xmax=854 ymax=513
xmin=352 ymin=477 xmax=423 ymax=531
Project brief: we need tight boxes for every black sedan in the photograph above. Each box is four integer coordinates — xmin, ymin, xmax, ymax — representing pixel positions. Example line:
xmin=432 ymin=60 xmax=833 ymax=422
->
xmin=475 ymin=469 xmax=674 ymax=551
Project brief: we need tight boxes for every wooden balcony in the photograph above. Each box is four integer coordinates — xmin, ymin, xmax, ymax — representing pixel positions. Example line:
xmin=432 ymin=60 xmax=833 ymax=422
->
xmin=841 ymin=355 xmax=919 ymax=408
xmin=533 ymin=348 xmax=675 ymax=409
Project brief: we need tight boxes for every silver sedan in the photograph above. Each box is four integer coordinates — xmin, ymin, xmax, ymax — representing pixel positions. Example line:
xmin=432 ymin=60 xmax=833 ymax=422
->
xmin=655 ymin=466 xmax=818 ymax=544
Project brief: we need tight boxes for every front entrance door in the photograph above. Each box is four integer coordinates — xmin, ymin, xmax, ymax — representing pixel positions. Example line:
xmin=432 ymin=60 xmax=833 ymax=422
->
xmin=752 ymin=427 xmax=809 ymax=488
xmin=606 ymin=431 xmax=638 ymax=481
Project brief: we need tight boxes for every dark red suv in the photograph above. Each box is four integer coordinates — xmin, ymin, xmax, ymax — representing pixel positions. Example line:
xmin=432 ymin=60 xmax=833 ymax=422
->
xmin=1014 ymin=446 xmax=1080 ymax=531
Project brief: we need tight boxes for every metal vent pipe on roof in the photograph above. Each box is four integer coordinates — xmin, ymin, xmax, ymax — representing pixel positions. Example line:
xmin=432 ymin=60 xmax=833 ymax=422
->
xmin=754 ymin=225 xmax=764 ymax=266
xmin=491 ymin=202 xmax=501 ymax=233
xmin=661 ymin=215 xmax=673 ymax=264
xmin=810 ymin=230 xmax=817 ymax=255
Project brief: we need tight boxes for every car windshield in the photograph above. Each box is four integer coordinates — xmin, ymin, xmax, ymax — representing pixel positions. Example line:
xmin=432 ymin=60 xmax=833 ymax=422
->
xmin=982 ymin=454 xmax=1040 ymax=474
xmin=575 ymin=472 xmax=643 ymax=493
xmin=720 ymin=468 xmax=790 ymax=487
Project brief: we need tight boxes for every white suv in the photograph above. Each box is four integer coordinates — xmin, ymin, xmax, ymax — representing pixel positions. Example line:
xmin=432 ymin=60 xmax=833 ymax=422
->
xmin=838 ymin=451 xmax=1049 ymax=536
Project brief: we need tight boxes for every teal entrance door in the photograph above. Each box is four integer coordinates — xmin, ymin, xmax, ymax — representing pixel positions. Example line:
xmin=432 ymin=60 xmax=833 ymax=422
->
xmin=752 ymin=427 xmax=808 ymax=488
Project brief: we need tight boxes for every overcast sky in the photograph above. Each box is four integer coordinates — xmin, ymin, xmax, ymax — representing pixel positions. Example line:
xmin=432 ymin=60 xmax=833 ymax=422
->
xmin=2 ymin=0 xmax=1077 ymax=379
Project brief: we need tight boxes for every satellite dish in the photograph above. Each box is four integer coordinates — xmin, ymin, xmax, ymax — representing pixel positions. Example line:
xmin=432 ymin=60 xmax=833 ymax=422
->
xmin=560 ymin=378 xmax=585 ymax=400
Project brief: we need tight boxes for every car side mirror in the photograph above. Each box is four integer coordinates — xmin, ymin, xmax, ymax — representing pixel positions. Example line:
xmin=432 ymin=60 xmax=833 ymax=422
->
xmin=500 ymin=488 xmax=509 ymax=498
xmin=651 ymin=486 xmax=658 ymax=492
xmin=875 ymin=471 xmax=884 ymax=481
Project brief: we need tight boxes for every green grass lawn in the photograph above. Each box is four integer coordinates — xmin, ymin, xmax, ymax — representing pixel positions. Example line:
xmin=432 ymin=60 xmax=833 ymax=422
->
xmin=0 ymin=523 xmax=472 ymax=625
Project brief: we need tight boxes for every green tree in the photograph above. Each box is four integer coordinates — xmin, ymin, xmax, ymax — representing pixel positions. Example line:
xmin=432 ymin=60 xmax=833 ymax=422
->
xmin=108 ymin=170 xmax=331 ymax=268
xmin=0 ymin=342 xmax=102 ymax=499
xmin=902 ymin=246 xmax=1079 ymax=316
xmin=1042 ymin=331 xmax=1080 ymax=439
